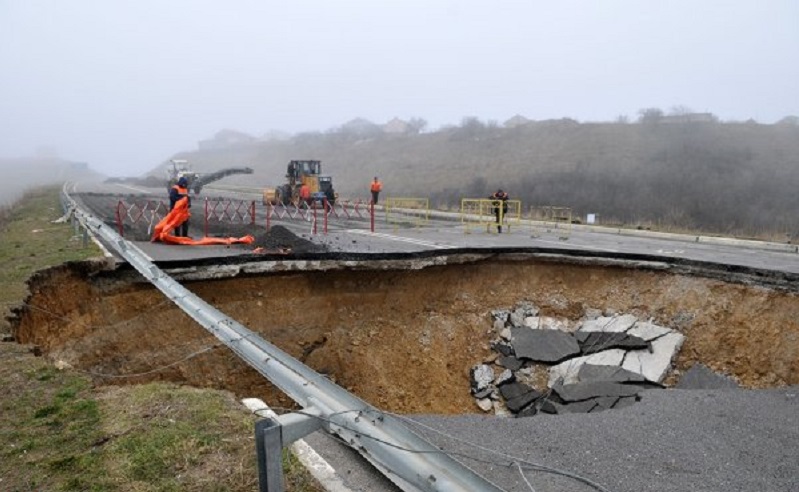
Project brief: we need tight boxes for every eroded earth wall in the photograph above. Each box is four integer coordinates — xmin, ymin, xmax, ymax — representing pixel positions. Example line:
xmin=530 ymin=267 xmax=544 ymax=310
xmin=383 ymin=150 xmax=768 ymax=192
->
xmin=11 ymin=257 xmax=799 ymax=414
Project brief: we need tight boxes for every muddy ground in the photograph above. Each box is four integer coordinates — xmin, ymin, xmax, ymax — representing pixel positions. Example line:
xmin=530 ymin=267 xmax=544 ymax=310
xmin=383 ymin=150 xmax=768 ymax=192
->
xmin=11 ymin=252 xmax=799 ymax=415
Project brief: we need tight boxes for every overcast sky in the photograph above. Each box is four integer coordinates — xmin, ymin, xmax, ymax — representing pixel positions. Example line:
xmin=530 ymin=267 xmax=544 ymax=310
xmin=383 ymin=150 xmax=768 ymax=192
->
xmin=1 ymin=0 xmax=797 ymax=176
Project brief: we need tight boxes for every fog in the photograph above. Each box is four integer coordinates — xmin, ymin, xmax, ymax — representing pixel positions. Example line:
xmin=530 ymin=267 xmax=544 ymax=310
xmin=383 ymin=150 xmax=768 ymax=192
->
xmin=1 ymin=0 xmax=797 ymax=177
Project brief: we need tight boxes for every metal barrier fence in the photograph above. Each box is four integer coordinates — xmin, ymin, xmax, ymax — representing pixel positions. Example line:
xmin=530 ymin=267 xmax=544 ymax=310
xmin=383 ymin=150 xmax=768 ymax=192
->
xmin=530 ymin=206 xmax=572 ymax=239
xmin=265 ymin=198 xmax=373 ymax=234
xmin=116 ymin=198 xmax=256 ymax=237
xmin=116 ymin=199 xmax=170 ymax=236
xmin=460 ymin=198 xmax=522 ymax=234
xmin=384 ymin=197 xmax=430 ymax=229
xmin=204 ymin=198 xmax=256 ymax=237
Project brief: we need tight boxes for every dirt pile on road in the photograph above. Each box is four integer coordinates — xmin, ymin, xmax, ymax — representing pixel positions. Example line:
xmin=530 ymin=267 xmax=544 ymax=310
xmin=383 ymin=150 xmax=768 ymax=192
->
xmin=9 ymin=256 xmax=799 ymax=414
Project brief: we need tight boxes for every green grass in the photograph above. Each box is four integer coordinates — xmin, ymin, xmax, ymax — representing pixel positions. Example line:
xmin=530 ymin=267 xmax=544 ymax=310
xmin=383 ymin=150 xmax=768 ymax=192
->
xmin=0 ymin=186 xmax=99 ymax=328
xmin=0 ymin=187 xmax=323 ymax=491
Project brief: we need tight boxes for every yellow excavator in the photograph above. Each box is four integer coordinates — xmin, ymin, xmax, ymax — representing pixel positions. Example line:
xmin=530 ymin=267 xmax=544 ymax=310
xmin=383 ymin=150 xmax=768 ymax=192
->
xmin=263 ymin=160 xmax=336 ymax=206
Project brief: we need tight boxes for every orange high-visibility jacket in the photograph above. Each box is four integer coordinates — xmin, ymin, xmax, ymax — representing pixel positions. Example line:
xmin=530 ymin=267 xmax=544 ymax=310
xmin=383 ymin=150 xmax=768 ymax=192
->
xmin=370 ymin=180 xmax=383 ymax=192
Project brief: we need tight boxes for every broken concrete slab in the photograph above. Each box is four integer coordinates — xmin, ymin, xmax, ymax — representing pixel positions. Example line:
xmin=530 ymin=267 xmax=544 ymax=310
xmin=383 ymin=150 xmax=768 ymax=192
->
xmin=559 ymin=399 xmax=598 ymax=414
xmin=627 ymin=321 xmax=672 ymax=341
xmin=511 ymin=327 xmax=580 ymax=363
xmin=476 ymin=398 xmax=493 ymax=412
xmin=498 ymin=355 xmax=524 ymax=371
xmin=577 ymin=364 xmax=648 ymax=383
xmin=491 ymin=309 xmax=510 ymax=323
xmin=548 ymin=349 xmax=627 ymax=387
xmin=578 ymin=314 xmax=638 ymax=333
xmin=524 ymin=316 xmax=571 ymax=331
xmin=516 ymin=404 xmax=538 ymax=418
xmin=492 ymin=400 xmax=512 ymax=417
xmin=676 ymin=363 xmax=740 ymax=390
xmin=491 ymin=341 xmax=514 ymax=356
xmin=575 ymin=331 xmax=650 ymax=354
xmin=472 ymin=387 xmax=493 ymax=399
xmin=499 ymin=382 xmax=543 ymax=413
xmin=537 ymin=398 xmax=561 ymax=414
xmin=470 ymin=364 xmax=495 ymax=392
xmin=622 ymin=331 xmax=685 ymax=382
xmin=494 ymin=368 xmax=514 ymax=386
xmin=552 ymin=381 xmax=642 ymax=402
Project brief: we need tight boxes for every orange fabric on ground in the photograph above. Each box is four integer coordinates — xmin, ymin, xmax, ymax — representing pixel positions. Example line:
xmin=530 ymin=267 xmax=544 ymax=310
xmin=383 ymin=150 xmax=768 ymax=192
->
xmin=151 ymin=198 xmax=255 ymax=246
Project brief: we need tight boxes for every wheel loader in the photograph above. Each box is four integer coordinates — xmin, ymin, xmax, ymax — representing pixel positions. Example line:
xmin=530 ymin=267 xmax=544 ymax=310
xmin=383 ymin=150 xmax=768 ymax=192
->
xmin=263 ymin=160 xmax=336 ymax=206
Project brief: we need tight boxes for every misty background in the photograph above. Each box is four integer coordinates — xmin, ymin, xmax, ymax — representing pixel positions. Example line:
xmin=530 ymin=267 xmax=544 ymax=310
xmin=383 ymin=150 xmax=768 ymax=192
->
xmin=1 ymin=1 xmax=798 ymax=235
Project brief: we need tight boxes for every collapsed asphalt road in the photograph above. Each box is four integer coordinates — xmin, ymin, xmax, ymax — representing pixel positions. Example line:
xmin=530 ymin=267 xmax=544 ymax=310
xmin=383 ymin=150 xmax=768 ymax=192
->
xmin=16 ymin=186 xmax=799 ymax=491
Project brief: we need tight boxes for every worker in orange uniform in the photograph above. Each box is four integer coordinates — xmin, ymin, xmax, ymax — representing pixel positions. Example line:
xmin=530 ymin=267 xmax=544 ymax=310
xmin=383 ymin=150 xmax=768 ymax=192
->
xmin=169 ymin=176 xmax=192 ymax=237
xmin=370 ymin=176 xmax=383 ymax=205
xmin=490 ymin=188 xmax=509 ymax=233
xmin=299 ymin=183 xmax=311 ymax=207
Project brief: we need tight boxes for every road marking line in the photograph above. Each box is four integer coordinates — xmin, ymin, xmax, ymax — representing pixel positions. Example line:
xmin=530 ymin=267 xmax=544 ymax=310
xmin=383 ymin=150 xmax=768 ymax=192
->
xmin=346 ymin=229 xmax=456 ymax=249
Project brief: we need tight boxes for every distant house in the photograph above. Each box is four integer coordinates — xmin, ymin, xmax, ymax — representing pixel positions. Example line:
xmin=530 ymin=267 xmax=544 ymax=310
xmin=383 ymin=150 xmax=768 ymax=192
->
xmin=662 ymin=113 xmax=717 ymax=124
xmin=340 ymin=118 xmax=382 ymax=136
xmin=503 ymin=114 xmax=532 ymax=128
xmin=383 ymin=117 xmax=410 ymax=134
xmin=198 ymin=129 xmax=257 ymax=150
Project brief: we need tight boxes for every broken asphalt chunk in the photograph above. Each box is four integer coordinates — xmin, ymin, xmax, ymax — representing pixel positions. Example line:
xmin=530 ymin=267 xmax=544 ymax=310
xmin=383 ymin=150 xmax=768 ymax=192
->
xmin=511 ymin=327 xmax=580 ymax=363
xmin=575 ymin=331 xmax=650 ymax=354
xmin=499 ymin=382 xmax=543 ymax=413
xmin=553 ymin=381 xmax=642 ymax=402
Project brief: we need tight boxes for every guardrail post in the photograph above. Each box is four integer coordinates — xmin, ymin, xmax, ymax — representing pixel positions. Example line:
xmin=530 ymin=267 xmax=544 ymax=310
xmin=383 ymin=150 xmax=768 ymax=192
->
xmin=255 ymin=419 xmax=284 ymax=492
xmin=370 ymin=202 xmax=375 ymax=233
xmin=251 ymin=201 xmax=256 ymax=226
xmin=266 ymin=201 xmax=271 ymax=232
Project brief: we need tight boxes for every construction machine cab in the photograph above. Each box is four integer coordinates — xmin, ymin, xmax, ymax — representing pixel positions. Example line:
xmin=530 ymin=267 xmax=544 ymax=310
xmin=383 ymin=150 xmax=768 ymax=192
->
xmin=265 ymin=159 xmax=336 ymax=206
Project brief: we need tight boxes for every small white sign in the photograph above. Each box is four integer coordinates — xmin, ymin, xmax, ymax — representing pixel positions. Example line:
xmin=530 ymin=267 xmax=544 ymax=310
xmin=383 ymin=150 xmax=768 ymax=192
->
xmin=587 ymin=213 xmax=596 ymax=224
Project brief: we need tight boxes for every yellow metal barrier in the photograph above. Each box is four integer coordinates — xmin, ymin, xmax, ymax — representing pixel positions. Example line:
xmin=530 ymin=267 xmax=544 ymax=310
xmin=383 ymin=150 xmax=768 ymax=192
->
xmin=384 ymin=197 xmax=430 ymax=228
xmin=530 ymin=206 xmax=572 ymax=239
xmin=461 ymin=199 xmax=522 ymax=234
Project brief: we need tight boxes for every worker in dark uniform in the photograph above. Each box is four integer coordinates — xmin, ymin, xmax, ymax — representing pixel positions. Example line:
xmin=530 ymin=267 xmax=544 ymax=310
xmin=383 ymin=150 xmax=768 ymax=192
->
xmin=490 ymin=188 xmax=509 ymax=233
xmin=169 ymin=176 xmax=191 ymax=237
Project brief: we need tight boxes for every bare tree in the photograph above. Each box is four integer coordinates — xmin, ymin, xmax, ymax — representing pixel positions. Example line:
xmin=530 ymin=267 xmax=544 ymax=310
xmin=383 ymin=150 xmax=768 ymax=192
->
xmin=637 ymin=107 xmax=664 ymax=124
xmin=407 ymin=117 xmax=428 ymax=134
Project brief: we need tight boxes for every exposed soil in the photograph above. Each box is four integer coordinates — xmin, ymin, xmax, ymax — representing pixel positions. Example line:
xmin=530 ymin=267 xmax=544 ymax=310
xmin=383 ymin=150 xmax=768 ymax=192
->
xmin=11 ymin=254 xmax=799 ymax=415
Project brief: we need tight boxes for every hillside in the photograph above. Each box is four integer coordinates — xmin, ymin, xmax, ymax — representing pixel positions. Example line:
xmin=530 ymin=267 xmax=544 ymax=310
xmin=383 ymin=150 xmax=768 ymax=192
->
xmin=156 ymin=120 xmax=799 ymax=237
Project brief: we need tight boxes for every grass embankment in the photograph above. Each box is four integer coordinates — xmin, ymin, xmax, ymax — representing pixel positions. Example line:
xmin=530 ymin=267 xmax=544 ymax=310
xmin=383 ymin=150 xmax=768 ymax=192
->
xmin=0 ymin=187 xmax=321 ymax=491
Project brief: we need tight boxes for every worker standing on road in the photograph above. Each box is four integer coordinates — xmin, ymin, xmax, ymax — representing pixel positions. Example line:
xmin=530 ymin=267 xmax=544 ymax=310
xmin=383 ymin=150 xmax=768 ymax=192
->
xmin=299 ymin=183 xmax=311 ymax=207
xmin=370 ymin=176 xmax=383 ymax=205
xmin=490 ymin=188 xmax=509 ymax=233
xmin=169 ymin=176 xmax=191 ymax=237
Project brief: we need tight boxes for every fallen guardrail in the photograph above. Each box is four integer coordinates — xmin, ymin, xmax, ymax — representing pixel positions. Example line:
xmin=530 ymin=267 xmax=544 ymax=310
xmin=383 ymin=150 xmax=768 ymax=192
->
xmin=61 ymin=183 xmax=505 ymax=492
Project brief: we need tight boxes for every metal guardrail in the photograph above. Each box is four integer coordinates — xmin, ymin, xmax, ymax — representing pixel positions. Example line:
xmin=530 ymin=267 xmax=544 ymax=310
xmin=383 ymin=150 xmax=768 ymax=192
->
xmin=60 ymin=183 xmax=504 ymax=492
